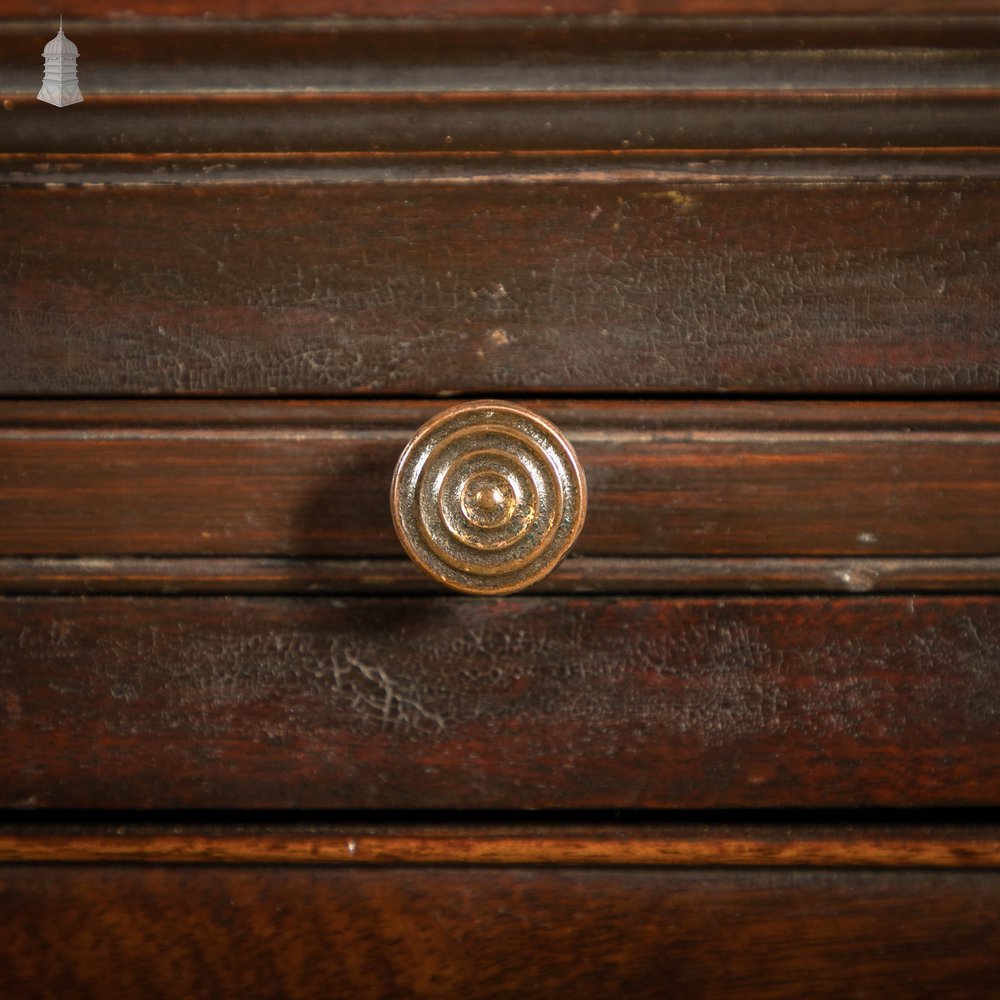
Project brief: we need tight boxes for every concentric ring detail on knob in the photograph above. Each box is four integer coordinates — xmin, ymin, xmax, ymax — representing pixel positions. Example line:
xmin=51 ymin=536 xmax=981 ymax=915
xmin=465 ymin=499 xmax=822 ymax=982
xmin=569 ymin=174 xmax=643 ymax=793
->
xmin=391 ymin=401 xmax=587 ymax=595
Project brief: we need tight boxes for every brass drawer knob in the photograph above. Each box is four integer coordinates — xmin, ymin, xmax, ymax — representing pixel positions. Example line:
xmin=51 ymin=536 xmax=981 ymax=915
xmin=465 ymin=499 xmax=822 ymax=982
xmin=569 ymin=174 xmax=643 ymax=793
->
xmin=391 ymin=401 xmax=587 ymax=595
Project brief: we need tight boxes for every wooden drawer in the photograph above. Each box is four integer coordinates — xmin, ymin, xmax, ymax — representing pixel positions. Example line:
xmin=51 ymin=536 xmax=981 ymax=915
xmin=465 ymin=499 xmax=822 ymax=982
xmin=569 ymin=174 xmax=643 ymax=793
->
xmin=1 ymin=398 xmax=997 ymax=811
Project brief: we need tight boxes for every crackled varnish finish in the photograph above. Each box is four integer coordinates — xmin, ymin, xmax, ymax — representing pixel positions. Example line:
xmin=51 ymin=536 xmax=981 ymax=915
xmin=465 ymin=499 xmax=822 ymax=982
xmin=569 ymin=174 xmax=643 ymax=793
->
xmin=2 ymin=183 xmax=999 ymax=396
xmin=2 ymin=595 xmax=999 ymax=810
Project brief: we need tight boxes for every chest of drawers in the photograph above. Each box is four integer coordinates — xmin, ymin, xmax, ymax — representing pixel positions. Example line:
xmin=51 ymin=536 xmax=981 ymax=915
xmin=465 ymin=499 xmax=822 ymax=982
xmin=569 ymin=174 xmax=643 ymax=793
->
xmin=2 ymin=3 xmax=1000 ymax=996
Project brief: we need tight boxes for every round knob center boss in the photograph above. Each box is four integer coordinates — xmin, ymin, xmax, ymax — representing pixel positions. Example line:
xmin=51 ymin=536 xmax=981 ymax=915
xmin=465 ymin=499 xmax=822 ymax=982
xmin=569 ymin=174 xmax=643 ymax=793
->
xmin=391 ymin=401 xmax=587 ymax=595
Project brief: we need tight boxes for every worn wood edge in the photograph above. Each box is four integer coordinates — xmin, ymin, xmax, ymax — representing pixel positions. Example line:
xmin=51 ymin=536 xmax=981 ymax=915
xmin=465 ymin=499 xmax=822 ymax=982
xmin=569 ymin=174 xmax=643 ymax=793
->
xmin=1 ymin=828 xmax=998 ymax=867
xmin=5 ymin=151 xmax=1000 ymax=186
xmin=3 ymin=557 xmax=1000 ymax=595
xmin=2 ymin=398 xmax=999 ymax=431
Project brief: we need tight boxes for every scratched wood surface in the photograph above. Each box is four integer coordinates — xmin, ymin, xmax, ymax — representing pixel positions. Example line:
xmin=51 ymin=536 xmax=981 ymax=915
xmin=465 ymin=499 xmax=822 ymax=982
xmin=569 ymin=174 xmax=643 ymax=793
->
xmin=1 ymin=401 xmax=997 ymax=558
xmin=2 ymin=595 xmax=999 ymax=809
xmin=2 ymin=181 xmax=998 ymax=395
xmin=2 ymin=865 xmax=999 ymax=998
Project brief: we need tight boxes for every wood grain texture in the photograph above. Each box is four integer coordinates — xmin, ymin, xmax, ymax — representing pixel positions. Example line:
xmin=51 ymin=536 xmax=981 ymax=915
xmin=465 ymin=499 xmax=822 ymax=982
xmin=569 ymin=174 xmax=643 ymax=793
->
xmin=2 ymin=865 xmax=999 ymax=998
xmin=3 ymin=181 xmax=998 ymax=395
xmin=2 ymin=822 xmax=1000 ymax=867
xmin=1 ymin=401 xmax=997 ymax=558
xmin=5 ymin=555 xmax=1000 ymax=594
xmin=2 ymin=595 xmax=999 ymax=810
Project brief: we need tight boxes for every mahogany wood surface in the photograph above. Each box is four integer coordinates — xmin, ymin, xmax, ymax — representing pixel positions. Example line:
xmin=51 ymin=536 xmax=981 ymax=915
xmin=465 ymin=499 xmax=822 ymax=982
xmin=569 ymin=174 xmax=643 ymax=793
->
xmin=2 ymin=821 xmax=1000 ymax=867
xmin=2 ymin=181 xmax=999 ymax=395
xmin=1 ymin=401 xmax=997 ymax=558
xmin=2 ymin=595 xmax=999 ymax=810
xmin=2 ymin=865 xmax=999 ymax=998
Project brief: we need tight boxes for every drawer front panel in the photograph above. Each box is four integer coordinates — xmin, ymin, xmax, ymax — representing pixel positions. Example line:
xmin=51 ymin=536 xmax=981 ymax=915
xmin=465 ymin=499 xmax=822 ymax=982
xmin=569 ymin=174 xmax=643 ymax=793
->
xmin=2 ymin=180 xmax=998 ymax=396
xmin=2 ymin=865 xmax=999 ymax=999
xmin=2 ymin=401 xmax=998 ymax=558
xmin=3 ymin=595 xmax=998 ymax=810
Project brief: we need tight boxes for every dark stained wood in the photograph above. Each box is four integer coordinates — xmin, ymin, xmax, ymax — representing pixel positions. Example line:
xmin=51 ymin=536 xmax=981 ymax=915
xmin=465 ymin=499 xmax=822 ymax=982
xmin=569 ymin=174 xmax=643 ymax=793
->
xmin=5 ymin=17 xmax=999 ymax=154
xmin=8 ymin=1 xmax=1000 ymax=17
xmin=5 ymin=555 xmax=1000 ymax=595
xmin=1 ymin=401 xmax=997 ymax=558
xmin=3 ymin=822 xmax=1000 ymax=867
xmin=1 ymin=865 xmax=999 ymax=998
xmin=7 ymin=21 xmax=1000 ymax=96
xmin=6 ymin=4 xmax=999 ymax=992
xmin=3 ymin=181 xmax=998 ymax=395
xmin=2 ymin=595 xmax=999 ymax=809
xmin=4 ymin=95 xmax=998 ymax=156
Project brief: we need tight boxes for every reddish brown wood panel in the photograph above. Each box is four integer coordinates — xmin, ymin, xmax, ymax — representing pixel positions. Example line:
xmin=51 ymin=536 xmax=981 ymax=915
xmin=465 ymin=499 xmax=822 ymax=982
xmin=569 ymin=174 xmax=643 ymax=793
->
xmin=2 ymin=182 xmax=998 ymax=395
xmin=1 ymin=401 xmax=997 ymax=558
xmin=2 ymin=595 xmax=999 ymax=809
xmin=1 ymin=865 xmax=999 ymax=999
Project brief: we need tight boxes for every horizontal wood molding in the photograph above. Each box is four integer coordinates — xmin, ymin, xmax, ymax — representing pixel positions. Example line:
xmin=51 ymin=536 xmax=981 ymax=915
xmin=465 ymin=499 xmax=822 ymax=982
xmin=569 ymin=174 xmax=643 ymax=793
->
xmin=1 ymin=866 xmax=999 ymax=997
xmin=3 ymin=181 xmax=998 ymax=395
xmin=2 ymin=595 xmax=999 ymax=809
xmin=8 ymin=20 xmax=1000 ymax=92
xmin=4 ymin=18 xmax=1000 ymax=154
xmin=8 ymin=95 xmax=999 ymax=156
xmin=4 ymin=556 xmax=1000 ymax=595
xmin=5 ymin=152 xmax=1000 ymax=187
xmin=2 ymin=823 xmax=999 ymax=867
xmin=0 ymin=401 xmax=997 ymax=559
